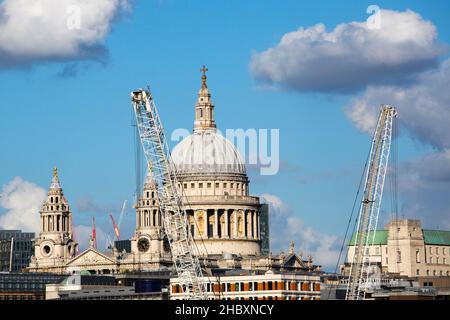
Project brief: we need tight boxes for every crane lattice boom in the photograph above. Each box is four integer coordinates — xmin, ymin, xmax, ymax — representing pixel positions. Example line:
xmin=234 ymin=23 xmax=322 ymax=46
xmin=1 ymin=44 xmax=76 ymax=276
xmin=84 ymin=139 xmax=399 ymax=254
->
xmin=346 ymin=105 xmax=397 ymax=300
xmin=131 ymin=88 xmax=205 ymax=300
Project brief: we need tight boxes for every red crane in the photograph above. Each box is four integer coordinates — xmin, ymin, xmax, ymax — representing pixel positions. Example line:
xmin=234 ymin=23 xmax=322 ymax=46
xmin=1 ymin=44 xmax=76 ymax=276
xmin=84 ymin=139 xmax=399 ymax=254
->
xmin=109 ymin=213 xmax=120 ymax=240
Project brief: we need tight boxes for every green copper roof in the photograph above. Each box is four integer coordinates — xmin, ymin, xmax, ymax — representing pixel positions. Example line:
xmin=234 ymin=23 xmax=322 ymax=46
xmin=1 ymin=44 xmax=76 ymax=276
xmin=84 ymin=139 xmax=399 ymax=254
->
xmin=348 ymin=230 xmax=388 ymax=246
xmin=423 ymin=230 xmax=450 ymax=245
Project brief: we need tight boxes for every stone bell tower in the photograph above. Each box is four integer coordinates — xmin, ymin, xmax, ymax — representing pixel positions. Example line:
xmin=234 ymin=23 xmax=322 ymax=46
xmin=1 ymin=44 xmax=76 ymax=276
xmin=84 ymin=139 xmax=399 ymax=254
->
xmin=128 ymin=166 xmax=171 ymax=268
xmin=29 ymin=167 xmax=78 ymax=272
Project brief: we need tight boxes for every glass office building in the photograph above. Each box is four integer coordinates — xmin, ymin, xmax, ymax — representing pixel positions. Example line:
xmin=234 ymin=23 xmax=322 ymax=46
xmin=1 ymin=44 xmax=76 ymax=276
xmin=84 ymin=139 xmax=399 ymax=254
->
xmin=0 ymin=230 xmax=35 ymax=272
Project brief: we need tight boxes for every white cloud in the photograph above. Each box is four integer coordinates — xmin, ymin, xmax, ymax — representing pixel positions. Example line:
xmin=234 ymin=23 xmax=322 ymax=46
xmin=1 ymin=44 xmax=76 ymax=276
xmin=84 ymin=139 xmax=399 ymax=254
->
xmin=0 ymin=0 xmax=131 ymax=69
xmin=260 ymin=193 xmax=290 ymax=213
xmin=261 ymin=193 xmax=340 ymax=270
xmin=0 ymin=177 xmax=46 ymax=232
xmin=250 ymin=9 xmax=443 ymax=93
xmin=347 ymin=58 xmax=450 ymax=150
xmin=346 ymin=58 xmax=450 ymax=230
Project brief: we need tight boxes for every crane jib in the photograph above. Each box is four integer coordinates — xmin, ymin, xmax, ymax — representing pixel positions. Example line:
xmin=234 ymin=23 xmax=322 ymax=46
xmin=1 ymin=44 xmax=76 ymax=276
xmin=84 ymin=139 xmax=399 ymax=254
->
xmin=131 ymin=88 xmax=207 ymax=300
xmin=346 ymin=105 xmax=397 ymax=300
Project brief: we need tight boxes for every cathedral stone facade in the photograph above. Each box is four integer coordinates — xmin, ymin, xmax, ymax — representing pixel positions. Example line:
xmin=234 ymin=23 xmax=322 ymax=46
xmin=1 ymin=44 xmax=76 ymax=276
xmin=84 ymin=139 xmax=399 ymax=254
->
xmin=28 ymin=168 xmax=78 ymax=273
xmin=28 ymin=70 xmax=320 ymax=275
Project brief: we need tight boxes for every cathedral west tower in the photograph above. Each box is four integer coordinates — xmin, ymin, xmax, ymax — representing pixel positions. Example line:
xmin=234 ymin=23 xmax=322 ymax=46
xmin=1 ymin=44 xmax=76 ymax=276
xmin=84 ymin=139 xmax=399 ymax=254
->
xmin=29 ymin=167 xmax=78 ymax=272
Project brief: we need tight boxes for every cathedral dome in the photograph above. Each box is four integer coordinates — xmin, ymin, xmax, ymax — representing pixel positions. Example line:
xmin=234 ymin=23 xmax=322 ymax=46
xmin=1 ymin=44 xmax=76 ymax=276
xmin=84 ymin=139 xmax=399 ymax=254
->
xmin=171 ymin=66 xmax=246 ymax=177
xmin=171 ymin=130 xmax=246 ymax=175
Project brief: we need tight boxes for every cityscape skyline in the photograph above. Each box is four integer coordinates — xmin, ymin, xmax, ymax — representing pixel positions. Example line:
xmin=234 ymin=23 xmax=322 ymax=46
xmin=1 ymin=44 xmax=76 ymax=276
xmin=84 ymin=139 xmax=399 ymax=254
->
xmin=1 ymin=0 xmax=450 ymax=271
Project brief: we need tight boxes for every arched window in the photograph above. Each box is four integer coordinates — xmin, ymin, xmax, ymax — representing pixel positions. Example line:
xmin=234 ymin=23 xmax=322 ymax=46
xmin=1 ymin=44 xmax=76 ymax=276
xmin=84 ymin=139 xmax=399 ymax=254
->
xmin=416 ymin=249 xmax=420 ymax=263
xmin=50 ymin=197 xmax=53 ymax=203
xmin=55 ymin=197 xmax=59 ymax=204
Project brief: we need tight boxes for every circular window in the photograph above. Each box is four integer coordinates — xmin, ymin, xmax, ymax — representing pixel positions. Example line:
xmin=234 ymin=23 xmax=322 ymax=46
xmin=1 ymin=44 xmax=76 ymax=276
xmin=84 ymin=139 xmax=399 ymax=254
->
xmin=137 ymin=238 xmax=150 ymax=253
xmin=42 ymin=244 xmax=52 ymax=256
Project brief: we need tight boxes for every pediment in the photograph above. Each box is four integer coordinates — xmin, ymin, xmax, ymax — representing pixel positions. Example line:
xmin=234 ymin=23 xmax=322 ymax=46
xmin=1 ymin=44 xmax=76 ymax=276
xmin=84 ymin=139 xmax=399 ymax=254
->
xmin=282 ymin=254 xmax=306 ymax=268
xmin=66 ymin=248 xmax=116 ymax=267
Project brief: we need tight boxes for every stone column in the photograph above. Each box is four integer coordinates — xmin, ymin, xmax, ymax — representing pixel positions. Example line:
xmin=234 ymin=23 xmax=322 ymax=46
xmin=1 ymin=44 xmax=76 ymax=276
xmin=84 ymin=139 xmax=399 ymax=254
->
xmin=233 ymin=210 xmax=238 ymax=238
xmin=224 ymin=210 xmax=229 ymax=238
xmin=247 ymin=210 xmax=252 ymax=239
xmin=157 ymin=210 xmax=160 ymax=227
xmin=149 ymin=209 xmax=153 ymax=227
xmin=204 ymin=211 xmax=208 ymax=238
xmin=194 ymin=211 xmax=199 ymax=239
xmin=214 ymin=209 xmax=219 ymax=238
xmin=257 ymin=213 xmax=260 ymax=239
xmin=253 ymin=211 xmax=257 ymax=239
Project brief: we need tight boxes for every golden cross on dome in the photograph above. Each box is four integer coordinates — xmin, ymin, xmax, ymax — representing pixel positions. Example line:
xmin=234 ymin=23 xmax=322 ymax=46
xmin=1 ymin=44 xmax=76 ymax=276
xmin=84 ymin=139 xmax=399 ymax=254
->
xmin=200 ymin=65 xmax=208 ymax=88
xmin=53 ymin=166 xmax=58 ymax=177
xmin=200 ymin=65 xmax=208 ymax=76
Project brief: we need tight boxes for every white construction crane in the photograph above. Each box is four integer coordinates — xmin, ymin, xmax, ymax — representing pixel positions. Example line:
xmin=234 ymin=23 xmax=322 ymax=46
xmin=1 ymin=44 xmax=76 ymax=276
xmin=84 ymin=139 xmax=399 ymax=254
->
xmin=346 ymin=105 xmax=397 ymax=300
xmin=131 ymin=87 xmax=206 ymax=300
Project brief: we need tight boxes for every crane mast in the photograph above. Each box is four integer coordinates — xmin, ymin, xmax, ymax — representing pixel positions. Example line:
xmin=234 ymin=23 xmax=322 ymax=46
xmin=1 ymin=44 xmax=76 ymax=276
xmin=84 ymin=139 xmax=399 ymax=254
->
xmin=346 ymin=105 xmax=397 ymax=300
xmin=131 ymin=88 xmax=206 ymax=300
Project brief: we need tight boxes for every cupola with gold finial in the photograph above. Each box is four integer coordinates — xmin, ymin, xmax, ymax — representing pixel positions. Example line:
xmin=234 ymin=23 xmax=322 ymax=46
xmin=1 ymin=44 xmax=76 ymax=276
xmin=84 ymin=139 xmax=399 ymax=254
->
xmin=194 ymin=65 xmax=216 ymax=132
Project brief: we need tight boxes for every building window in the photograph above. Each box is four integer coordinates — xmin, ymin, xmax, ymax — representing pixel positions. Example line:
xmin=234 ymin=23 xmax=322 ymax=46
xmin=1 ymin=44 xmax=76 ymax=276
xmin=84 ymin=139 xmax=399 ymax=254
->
xmin=416 ymin=269 xmax=420 ymax=276
xmin=191 ymin=183 xmax=195 ymax=188
xmin=447 ymin=271 xmax=449 ymax=276
xmin=437 ymin=257 xmax=440 ymax=264
xmin=416 ymin=250 xmax=420 ymax=263
xmin=230 ymin=183 xmax=234 ymax=188
xmin=215 ymin=183 xmax=219 ymax=188
xmin=436 ymin=247 xmax=439 ymax=255
xmin=433 ymin=270 xmax=436 ymax=276
xmin=207 ymin=183 xmax=211 ymax=188
xmin=426 ymin=270 xmax=430 ymax=276
xmin=444 ymin=258 xmax=447 ymax=265
xmin=397 ymin=250 xmax=401 ymax=263
xmin=183 ymin=183 xmax=187 ymax=189
xmin=199 ymin=183 xmax=203 ymax=188
xmin=375 ymin=247 xmax=380 ymax=255
xmin=429 ymin=247 xmax=432 ymax=255
xmin=223 ymin=183 xmax=227 ymax=188
xmin=440 ymin=271 xmax=443 ymax=276
xmin=430 ymin=257 xmax=433 ymax=264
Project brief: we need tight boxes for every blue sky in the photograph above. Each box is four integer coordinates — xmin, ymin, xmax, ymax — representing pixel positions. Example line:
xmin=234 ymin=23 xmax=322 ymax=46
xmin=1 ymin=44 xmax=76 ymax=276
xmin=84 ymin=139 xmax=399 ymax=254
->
xmin=1 ymin=0 xmax=450 ymax=269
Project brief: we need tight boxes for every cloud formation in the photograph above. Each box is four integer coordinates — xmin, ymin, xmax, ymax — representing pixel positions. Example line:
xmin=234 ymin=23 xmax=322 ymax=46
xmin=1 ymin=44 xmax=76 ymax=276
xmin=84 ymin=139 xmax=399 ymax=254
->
xmin=250 ymin=9 xmax=443 ymax=93
xmin=0 ymin=177 xmax=46 ymax=232
xmin=347 ymin=58 xmax=450 ymax=150
xmin=346 ymin=58 xmax=450 ymax=229
xmin=0 ymin=0 xmax=131 ymax=69
xmin=260 ymin=193 xmax=340 ymax=269
xmin=398 ymin=150 xmax=450 ymax=229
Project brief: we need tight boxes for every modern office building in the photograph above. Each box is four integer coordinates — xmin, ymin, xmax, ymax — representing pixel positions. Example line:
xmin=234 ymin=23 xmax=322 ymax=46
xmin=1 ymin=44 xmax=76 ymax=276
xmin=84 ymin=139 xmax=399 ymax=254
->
xmin=0 ymin=272 xmax=66 ymax=300
xmin=0 ymin=230 xmax=34 ymax=272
